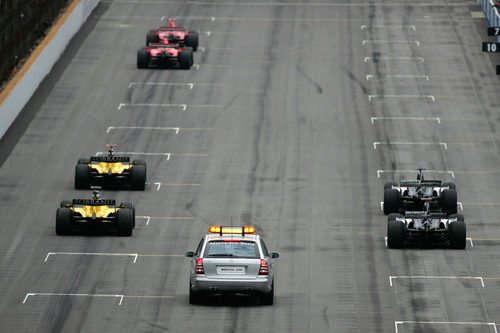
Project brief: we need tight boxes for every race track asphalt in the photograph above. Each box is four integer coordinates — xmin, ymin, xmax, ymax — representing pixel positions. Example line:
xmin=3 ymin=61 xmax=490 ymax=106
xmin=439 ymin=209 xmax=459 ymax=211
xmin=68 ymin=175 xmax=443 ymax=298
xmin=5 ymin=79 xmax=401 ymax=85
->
xmin=1 ymin=1 xmax=500 ymax=332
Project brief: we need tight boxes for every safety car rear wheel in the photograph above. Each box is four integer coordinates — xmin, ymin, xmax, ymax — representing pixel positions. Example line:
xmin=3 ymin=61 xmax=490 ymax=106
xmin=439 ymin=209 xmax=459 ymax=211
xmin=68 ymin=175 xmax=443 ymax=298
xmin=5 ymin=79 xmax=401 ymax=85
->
xmin=130 ymin=165 xmax=146 ymax=190
xmin=56 ymin=208 xmax=72 ymax=235
xmin=387 ymin=219 xmax=405 ymax=248
xmin=137 ymin=49 xmax=149 ymax=69
xmin=185 ymin=31 xmax=198 ymax=51
xmin=179 ymin=50 xmax=192 ymax=69
xmin=383 ymin=189 xmax=400 ymax=215
xmin=441 ymin=188 xmax=457 ymax=214
xmin=75 ymin=164 xmax=90 ymax=189
xmin=116 ymin=208 xmax=133 ymax=236
xmin=189 ymin=282 xmax=201 ymax=304
xmin=448 ymin=214 xmax=466 ymax=249
xmin=260 ymin=280 xmax=274 ymax=305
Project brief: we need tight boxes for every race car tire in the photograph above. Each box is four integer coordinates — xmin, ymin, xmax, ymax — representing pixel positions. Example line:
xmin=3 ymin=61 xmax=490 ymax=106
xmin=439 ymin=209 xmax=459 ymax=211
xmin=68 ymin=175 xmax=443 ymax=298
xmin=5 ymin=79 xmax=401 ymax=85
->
xmin=56 ymin=208 xmax=72 ymax=235
xmin=137 ymin=49 xmax=149 ymax=69
xmin=60 ymin=200 xmax=72 ymax=208
xmin=260 ymin=280 xmax=274 ymax=305
xmin=185 ymin=32 xmax=198 ymax=51
xmin=146 ymin=31 xmax=159 ymax=44
xmin=179 ymin=50 xmax=192 ymax=69
xmin=116 ymin=208 xmax=133 ymax=236
xmin=387 ymin=219 xmax=405 ymax=249
xmin=77 ymin=158 xmax=89 ymax=164
xmin=388 ymin=213 xmax=403 ymax=222
xmin=189 ymin=282 xmax=201 ymax=304
xmin=441 ymin=188 xmax=458 ymax=214
xmin=119 ymin=202 xmax=136 ymax=228
xmin=384 ymin=182 xmax=398 ymax=190
xmin=75 ymin=164 xmax=90 ymax=189
xmin=133 ymin=160 xmax=147 ymax=174
xmin=449 ymin=213 xmax=464 ymax=222
xmin=130 ymin=165 xmax=146 ymax=190
xmin=383 ymin=189 xmax=400 ymax=215
xmin=448 ymin=217 xmax=466 ymax=249
xmin=442 ymin=182 xmax=456 ymax=190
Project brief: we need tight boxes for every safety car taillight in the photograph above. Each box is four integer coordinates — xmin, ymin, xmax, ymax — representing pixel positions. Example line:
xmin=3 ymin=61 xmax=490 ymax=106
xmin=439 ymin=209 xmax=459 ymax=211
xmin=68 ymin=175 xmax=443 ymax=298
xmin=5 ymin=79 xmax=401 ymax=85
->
xmin=195 ymin=258 xmax=205 ymax=274
xmin=258 ymin=259 xmax=269 ymax=275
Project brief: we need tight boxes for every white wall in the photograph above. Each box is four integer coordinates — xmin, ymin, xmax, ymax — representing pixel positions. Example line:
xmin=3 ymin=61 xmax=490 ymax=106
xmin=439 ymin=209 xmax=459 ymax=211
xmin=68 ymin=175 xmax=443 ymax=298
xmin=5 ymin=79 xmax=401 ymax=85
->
xmin=0 ymin=0 xmax=100 ymax=140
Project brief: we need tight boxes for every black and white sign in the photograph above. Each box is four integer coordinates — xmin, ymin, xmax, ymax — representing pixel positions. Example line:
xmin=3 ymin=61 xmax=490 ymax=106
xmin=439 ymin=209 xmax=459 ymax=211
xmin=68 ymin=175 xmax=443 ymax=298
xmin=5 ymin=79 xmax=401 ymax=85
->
xmin=482 ymin=42 xmax=500 ymax=52
xmin=488 ymin=27 xmax=500 ymax=36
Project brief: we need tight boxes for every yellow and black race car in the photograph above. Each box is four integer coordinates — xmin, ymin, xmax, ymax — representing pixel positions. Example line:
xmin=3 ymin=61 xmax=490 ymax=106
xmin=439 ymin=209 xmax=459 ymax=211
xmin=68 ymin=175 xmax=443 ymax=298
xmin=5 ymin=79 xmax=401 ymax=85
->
xmin=75 ymin=145 xmax=146 ymax=190
xmin=56 ymin=191 xmax=135 ymax=236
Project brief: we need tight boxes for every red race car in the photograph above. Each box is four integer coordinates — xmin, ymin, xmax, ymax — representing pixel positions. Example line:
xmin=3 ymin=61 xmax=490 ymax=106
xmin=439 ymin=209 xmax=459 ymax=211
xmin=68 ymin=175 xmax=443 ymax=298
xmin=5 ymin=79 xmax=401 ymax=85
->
xmin=146 ymin=18 xmax=199 ymax=51
xmin=137 ymin=43 xmax=193 ymax=69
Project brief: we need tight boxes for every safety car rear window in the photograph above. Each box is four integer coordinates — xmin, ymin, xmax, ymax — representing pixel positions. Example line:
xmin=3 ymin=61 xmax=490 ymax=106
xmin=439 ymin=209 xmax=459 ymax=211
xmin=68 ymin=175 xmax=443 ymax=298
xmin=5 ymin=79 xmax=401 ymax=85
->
xmin=203 ymin=241 xmax=259 ymax=259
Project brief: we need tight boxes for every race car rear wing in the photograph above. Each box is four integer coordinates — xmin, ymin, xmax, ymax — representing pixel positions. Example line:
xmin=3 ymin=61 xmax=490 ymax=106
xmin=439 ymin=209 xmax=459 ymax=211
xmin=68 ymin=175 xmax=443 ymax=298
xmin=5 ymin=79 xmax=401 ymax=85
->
xmin=147 ymin=42 xmax=180 ymax=48
xmin=403 ymin=211 xmax=448 ymax=219
xmin=400 ymin=179 xmax=442 ymax=187
xmin=90 ymin=156 xmax=130 ymax=163
xmin=157 ymin=26 xmax=185 ymax=31
xmin=72 ymin=199 xmax=116 ymax=206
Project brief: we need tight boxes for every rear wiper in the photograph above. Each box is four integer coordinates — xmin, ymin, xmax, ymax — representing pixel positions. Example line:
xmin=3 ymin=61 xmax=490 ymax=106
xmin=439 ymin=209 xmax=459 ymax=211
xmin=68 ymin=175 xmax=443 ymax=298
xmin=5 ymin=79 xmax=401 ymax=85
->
xmin=208 ymin=254 xmax=234 ymax=257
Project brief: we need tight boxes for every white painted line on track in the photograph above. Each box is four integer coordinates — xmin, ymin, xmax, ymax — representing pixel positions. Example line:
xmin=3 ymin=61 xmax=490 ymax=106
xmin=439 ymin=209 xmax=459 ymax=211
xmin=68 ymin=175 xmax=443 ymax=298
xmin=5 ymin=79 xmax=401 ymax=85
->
xmin=458 ymin=202 xmax=463 ymax=210
xmin=361 ymin=25 xmax=416 ymax=30
xmin=137 ymin=216 xmax=151 ymax=225
xmin=118 ymin=103 xmax=223 ymax=111
xmin=168 ymin=15 xmax=243 ymax=21
xmin=377 ymin=169 xmax=453 ymax=178
xmin=146 ymin=182 xmax=202 ymax=191
xmin=368 ymin=94 xmax=435 ymax=102
xmin=138 ymin=216 xmax=193 ymax=225
xmin=362 ymin=40 xmax=420 ymax=46
xmin=467 ymin=238 xmax=473 ymax=247
xmin=364 ymin=56 xmax=424 ymax=63
xmin=371 ymin=117 xmax=440 ymax=124
xmin=389 ymin=275 xmax=485 ymax=287
xmin=394 ymin=321 xmax=498 ymax=333
xmin=200 ymin=30 xmax=239 ymax=36
xmin=192 ymin=63 xmax=231 ymax=70
xmin=366 ymin=74 xmax=429 ymax=81
xmin=23 ymin=293 xmax=175 ymax=305
xmin=107 ymin=126 xmax=180 ymax=134
xmin=44 ymin=252 xmax=138 ymax=263
xmin=380 ymin=202 xmax=384 ymax=211
xmin=384 ymin=236 xmax=388 ymax=247
xmin=96 ymin=151 xmax=171 ymax=159
xmin=373 ymin=142 xmax=447 ymax=150
xmin=129 ymin=82 xmax=225 ymax=89
xmin=23 ymin=293 xmax=124 ymax=305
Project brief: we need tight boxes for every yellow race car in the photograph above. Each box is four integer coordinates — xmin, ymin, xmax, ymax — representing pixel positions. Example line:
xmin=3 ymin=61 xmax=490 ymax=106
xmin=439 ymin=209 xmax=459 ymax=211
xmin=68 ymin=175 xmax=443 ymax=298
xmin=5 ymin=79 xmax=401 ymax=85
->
xmin=75 ymin=145 xmax=146 ymax=190
xmin=56 ymin=191 xmax=135 ymax=236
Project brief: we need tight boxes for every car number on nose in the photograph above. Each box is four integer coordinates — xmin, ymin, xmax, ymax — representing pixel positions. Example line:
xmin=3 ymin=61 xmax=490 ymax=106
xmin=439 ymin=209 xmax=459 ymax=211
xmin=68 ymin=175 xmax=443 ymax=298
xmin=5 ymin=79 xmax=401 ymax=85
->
xmin=217 ymin=266 xmax=245 ymax=274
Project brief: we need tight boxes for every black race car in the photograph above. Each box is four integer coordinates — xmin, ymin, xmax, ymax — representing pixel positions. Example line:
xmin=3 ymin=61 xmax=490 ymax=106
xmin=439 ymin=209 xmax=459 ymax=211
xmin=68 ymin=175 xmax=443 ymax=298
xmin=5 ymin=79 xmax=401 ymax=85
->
xmin=137 ymin=43 xmax=193 ymax=69
xmin=56 ymin=191 xmax=135 ymax=236
xmin=387 ymin=211 xmax=466 ymax=249
xmin=75 ymin=145 xmax=146 ymax=190
xmin=383 ymin=169 xmax=457 ymax=215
